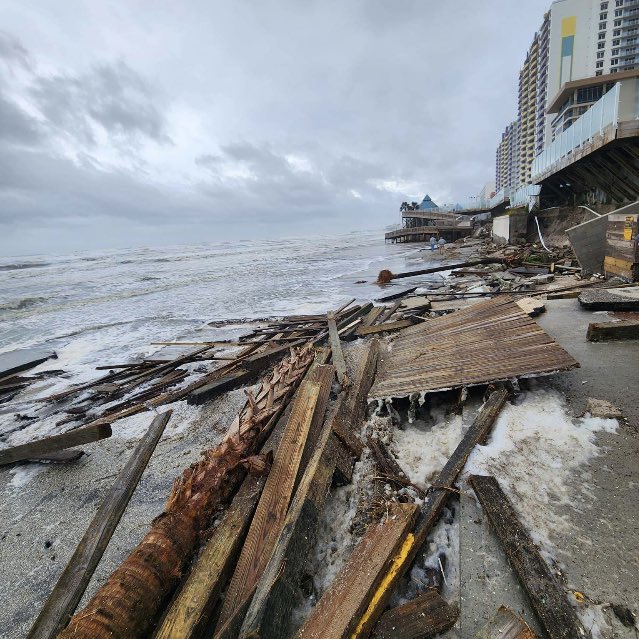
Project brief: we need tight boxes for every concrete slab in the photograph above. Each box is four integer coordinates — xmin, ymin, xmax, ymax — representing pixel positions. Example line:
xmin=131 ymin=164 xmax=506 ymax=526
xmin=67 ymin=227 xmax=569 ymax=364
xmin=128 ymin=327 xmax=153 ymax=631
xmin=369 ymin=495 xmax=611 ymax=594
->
xmin=579 ymin=287 xmax=639 ymax=311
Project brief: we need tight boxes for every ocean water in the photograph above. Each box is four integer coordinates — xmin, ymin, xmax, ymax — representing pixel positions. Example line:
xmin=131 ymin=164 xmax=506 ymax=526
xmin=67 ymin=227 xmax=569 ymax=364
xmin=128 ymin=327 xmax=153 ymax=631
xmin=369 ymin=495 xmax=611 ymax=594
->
xmin=0 ymin=229 xmax=430 ymax=390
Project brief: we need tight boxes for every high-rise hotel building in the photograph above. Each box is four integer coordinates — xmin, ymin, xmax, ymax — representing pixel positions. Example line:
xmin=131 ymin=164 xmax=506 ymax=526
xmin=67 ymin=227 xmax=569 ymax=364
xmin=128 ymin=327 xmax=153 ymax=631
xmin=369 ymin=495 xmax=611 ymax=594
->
xmin=496 ymin=0 xmax=639 ymax=190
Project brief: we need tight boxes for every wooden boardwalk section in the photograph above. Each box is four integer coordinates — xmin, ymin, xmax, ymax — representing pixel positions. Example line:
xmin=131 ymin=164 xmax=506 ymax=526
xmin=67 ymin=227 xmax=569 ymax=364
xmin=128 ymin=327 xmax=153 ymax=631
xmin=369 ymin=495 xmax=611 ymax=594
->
xmin=369 ymin=296 xmax=578 ymax=399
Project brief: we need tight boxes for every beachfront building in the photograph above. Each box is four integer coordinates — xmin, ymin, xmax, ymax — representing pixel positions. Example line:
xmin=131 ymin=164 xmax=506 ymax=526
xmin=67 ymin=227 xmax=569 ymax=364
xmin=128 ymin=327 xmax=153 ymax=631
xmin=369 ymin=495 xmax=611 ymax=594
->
xmin=496 ymin=0 xmax=639 ymax=191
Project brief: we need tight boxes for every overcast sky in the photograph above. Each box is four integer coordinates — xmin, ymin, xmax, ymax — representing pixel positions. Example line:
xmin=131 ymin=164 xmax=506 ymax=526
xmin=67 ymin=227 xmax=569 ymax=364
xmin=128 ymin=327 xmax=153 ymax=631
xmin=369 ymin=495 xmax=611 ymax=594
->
xmin=0 ymin=0 xmax=550 ymax=255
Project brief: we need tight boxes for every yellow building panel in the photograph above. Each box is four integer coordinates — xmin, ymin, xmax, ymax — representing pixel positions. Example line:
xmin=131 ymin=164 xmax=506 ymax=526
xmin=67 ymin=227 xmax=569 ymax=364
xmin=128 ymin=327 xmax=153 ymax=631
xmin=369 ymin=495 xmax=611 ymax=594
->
xmin=562 ymin=16 xmax=576 ymax=37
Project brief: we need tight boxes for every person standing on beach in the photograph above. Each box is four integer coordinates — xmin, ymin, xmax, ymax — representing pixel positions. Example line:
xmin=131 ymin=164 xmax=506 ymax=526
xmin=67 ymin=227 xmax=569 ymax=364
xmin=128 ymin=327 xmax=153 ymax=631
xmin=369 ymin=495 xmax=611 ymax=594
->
xmin=438 ymin=237 xmax=446 ymax=254
xmin=430 ymin=236 xmax=436 ymax=251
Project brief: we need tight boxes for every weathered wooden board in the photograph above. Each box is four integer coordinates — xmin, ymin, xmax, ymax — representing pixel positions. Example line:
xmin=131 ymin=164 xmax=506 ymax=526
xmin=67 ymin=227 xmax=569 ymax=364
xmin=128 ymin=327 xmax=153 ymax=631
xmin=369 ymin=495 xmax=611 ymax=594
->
xmin=369 ymin=297 xmax=578 ymax=400
xmin=472 ymin=606 xmax=538 ymax=639
xmin=515 ymin=297 xmax=546 ymax=317
xmin=360 ymin=306 xmax=385 ymax=328
xmin=240 ymin=341 xmax=380 ymax=638
xmin=296 ymin=503 xmax=418 ymax=639
xmin=327 ymin=312 xmax=348 ymax=386
xmin=357 ymin=320 xmax=414 ymax=336
xmin=215 ymin=367 xmax=334 ymax=631
xmin=27 ymin=412 xmax=172 ymax=639
xmin=587 ymin=319 xmax=639 ymax=341
xmin=352 ymin=388 xmax=510 ymax=637
xmin=0 ymin=423 xmax=112 ymax=467
xmin=469 ymin=475 xmax=589 ymax=639
xmin=371 ymin=590 xmax=458 ymax=639
xmin=375 ymin=287 xmax=418 ymax=302
xmin=187 ymin=368 xmax=255 ymax=405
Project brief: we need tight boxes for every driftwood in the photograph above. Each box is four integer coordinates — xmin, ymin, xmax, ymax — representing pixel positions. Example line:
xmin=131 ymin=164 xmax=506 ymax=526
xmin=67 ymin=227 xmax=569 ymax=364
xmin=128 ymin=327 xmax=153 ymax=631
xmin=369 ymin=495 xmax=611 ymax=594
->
xmin=377 ymin=258 xmax=504 ymax=283
xmin=296 ymin=503 xmax=419 ymax=639
xmin=351 ymin=387 xmax=510 ymax=638
xmin=240 ymin=340 xmax=380 ymax=638
xmin=371 ymin=591 xmax=459 ymax=639
xmin=469 ymin=475 xmax=590 ymax=639
xmin=472 ymin=606 xmax=538 ymax=639
xmin=58 ymin=346 xmax=316 ymax=639
xmin=0 ymin=423 xmax=112 ymax=467
xmin=215 ymin=365 xmax=335 ymax=632
xmin=28 ymin=411 xmax=172 ymax=639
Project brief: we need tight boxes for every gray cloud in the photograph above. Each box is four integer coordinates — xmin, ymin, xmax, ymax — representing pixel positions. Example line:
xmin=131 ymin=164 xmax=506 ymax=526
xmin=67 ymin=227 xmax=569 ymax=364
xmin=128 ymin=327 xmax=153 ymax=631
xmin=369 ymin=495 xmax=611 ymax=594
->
xmin=0 ymin=95 xmax=42 ymax=145
xmin=0 ymin=31 xmax=30 ymax=70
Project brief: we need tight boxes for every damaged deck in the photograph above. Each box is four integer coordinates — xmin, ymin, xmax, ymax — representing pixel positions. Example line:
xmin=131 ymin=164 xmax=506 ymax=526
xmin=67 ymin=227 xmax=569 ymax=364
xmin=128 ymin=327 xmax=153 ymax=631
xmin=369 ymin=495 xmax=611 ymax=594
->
xmin=369 ymin=297 xmax=579 ymax=400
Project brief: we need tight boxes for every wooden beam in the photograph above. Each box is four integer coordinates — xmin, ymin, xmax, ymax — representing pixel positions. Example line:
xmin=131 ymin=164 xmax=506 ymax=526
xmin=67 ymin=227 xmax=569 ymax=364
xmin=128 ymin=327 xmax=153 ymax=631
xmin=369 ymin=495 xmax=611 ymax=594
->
xmin=371 ymin=591 xmax=459 ymax=639
xmin=351 ymin=388 xmax=510 ymax=637
xmin=295 ymin=503 xmax=419 ymax=639
xmin=360 ymin=306 xmax=385 ymax=328
xmin=27 ymin=411 xmax=172 ymax=639
xmin=153 ymin=475 xmax=265 ymax=639
xmin=469 ymin=475 xmax=589 ymax=639
xmin=0 ymin=423 xmax=112 ymax=467
xmin=327 ymin=311 xmax=349 ymax=386
xmin=356 ymin=320 xmax=414 ymax=336
xmin=187 ymin=368 xmax=255 ymax=406
xmin=472 ymin=606 xmax=538 ymax=639
xmin=586 ymin=320 xmax=639 ymax=342
xmin=215 ymin=367 xmax=334 ymax=632
xmin=239 ymin=340 xmax=380 ymax=638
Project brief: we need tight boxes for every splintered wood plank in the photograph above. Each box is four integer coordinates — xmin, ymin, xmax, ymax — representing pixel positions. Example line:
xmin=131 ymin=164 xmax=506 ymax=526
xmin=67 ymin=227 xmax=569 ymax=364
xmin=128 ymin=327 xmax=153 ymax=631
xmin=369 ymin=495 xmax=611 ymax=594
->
xmin=327 ymin=311 xmax=349 ymax=386
xmin=351 ymin=388 xmax=510 ymax=638
xmin=361 ymin=306 xmax=385 ymax=328
xmin=27 ymin=411 xmax=172 ymax=639
xmin=472 ymin=606 xmax=538 ymax=639
xmin=153 ymin=475 xmax=264 ymax=639
xmin=296 ymin=503 xmax=418 ymax=639
xmin=0 ymin=423 xmax=112 ymax=466
xmin=371 ymin=590 xmax=459 ymax=639
xmin=215 ymin=367 xmax=334 ymax=631
xmin=240 ymin=341 xmax=380 ymax=638
xmin=356 ymin=320 xmax=413 ymax=337
xmin=469 ymin=475 xmax=590 ymax=639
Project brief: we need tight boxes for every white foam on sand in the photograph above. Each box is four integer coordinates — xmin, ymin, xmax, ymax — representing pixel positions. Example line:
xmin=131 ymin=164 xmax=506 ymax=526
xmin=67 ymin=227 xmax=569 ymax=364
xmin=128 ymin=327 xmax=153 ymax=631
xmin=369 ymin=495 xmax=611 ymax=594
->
xmin=7 ymin=464 xmax=47 ymax=489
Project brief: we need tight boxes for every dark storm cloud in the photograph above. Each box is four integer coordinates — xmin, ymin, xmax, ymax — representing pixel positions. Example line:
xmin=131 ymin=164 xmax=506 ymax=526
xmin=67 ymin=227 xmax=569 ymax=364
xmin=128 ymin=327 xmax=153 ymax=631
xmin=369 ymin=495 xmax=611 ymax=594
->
xmin=31 ymin=61 xmax=171 ymax=147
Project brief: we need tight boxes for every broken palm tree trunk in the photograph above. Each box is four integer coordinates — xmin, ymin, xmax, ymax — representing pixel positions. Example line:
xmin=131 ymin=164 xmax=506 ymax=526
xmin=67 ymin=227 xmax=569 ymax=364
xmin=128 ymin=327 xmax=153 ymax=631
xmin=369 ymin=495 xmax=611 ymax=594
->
xmin=377 ymin=258 xmax=505 ymax=284
xmin=371 ymin=590 xmax=458 ymax=639
xmin=214 ymin=365 xmax=335 ymax=635
xmin=58 ymin=345 xmax=317 ymax=639
xmin=472 ymin=606 xmax=538 ymax=639
xmin=154 ymin=350 xmax=332 ymax=639
xmin=469 ymin=475 xmax=590 ymax=639
xmin=349 ymin=387 xmax=510 ymax=639
xmin=296 ymin=503 xmax=419 ymax=639
xmin=240 ymin=340 xmax=381 ymax=639
xmin=28 ymin=411 xmax=173 ymax=639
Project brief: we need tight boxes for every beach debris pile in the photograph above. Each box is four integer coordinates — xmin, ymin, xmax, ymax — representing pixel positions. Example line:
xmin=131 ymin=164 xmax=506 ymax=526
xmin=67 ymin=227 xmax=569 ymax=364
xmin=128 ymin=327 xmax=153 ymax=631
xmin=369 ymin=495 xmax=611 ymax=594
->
xmin=2 ymin=241 xmax=638 ymax=639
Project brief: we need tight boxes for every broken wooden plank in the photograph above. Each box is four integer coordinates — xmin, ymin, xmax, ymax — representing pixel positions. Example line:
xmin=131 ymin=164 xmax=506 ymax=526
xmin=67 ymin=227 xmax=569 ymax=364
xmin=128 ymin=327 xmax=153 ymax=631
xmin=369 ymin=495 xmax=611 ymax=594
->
xmin=472 ymin=606 xmax=538 ymax=639
xmin=215 ymin=367 xmax=334 ymax=631
xmin=0 ymin=423 xmax=112 ymax=467
xmin=327 ymin=311 xmax=349 ymax=386
xmin=331 ymin=434 xmax=355 ymax=486
xmin=153 ymin=475 xmax=265 ymax=639
xmin=356 ymin=319 xmax=414 ymax=337
xmin=26 ymin=450 xmax=85 ymax=464
xmin=377 ymin=258 xmax=505 ymax=282
xmin=371 ymin=590 xmax=459 ymax=639
xmin=586 ymin=319 xmax=639 ymax=342
xmin=515 ymin=297 xmax=546 ymax=317
xmin=27 ymin=411 xmax=172 ymax=639
xmin=187 ymin=368 xmax=254 ymax=405
xmin=351 ymin=387 xmax=510 ymax=637
xmin=375 ymin=287 xmax=418 ymax=303
xmin=469 ymin=475 xmax=589 ymax=639
xmin=296 ymin=503 xmax=419 ymax=639
xmin=360 ymin=306 xmax=385 ymax=328
xmin=239 ymin=340 xmax=379 ymax=638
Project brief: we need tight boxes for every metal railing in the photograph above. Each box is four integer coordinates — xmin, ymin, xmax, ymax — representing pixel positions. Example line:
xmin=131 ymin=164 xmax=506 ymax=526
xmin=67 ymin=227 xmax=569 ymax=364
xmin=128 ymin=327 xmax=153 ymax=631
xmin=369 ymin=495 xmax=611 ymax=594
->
xmin=530 ymin=82 xmax=621 ymax=182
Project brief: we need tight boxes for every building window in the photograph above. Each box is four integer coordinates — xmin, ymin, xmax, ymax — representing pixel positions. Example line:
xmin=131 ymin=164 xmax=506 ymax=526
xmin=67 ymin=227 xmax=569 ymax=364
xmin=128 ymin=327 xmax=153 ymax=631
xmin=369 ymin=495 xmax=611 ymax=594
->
xmin=614 ymin=18 xmax=622 ymax=25
xmin=597 ymin=60 xmax=605 ymax=68
xmin=613 ymin=48 xmax=620 ymax=54
xmin=600 ymin=21 xmax=607 ymax=29
xmin=629 ymin=37 xmax=638 ymax=43
xmin=600 ymin=31 xmax=607 ymax=39
xmin=597 ymin=70 xmax=604 ymax=75
xmin=615 ymin=8 xmax=623 ymax=15
xmin=599 ymin=41 xmax=606 ymax=49
xmin=601 ymin=11 xmax=608 ymax=19
xmin=611 ymin=68 xmax=618 ymax=73
xmin=616 ymin=0 xmax=623 ymax=5
xmin=613 ymin=38 xmax=621 ymax=45
xmin=614 ymin=28 xmax=622 ymax=35
xmin=597 ymin=51 xmax=605 ymax=58
xmin=601 ymin=1 xmax=609 ymax=8
xmin=612 ymin=58 xmax=619 ymax=64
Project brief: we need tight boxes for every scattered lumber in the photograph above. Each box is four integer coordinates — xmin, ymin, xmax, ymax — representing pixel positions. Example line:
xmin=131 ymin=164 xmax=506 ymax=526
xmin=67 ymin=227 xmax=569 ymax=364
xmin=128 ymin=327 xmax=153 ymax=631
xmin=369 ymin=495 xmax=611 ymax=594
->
xmin=296 ymin=503 xmax=419 ymax=639
xmin=586 ymin=319 xmax=639 ymax=341
xmin=155 ymin=350 xmax=332 ymax=639
xmin=351 ymin=388 xmax=510 ymax=637
xmin=376 ymin=258 xmax=504 ymax=283
xmin=327 ymin=311 xmax=349 ymax=386
xmin=59 ymin=346 xmax=316 ymax=639
xmin=375 ymin=287 xmax=418 ymax=302
xmin=469 ymin=475 xmax=590 ymax=639
xmin=240 ymin=340 xmax=380 ymax=638
xmin=187 ymin=368 xmax=255 ymax=406
xmin=376 ymin=300 xmax=402 ymax=324
xmin=356 ymin=319 xmax=414 ymax=336
xmin=472 ymin=606 xmax=538 ymax=639
xmin=28 ymin=411 xmax=172 ymax=639
xmin=215 ymin=366 xmax=335 ymax=632
xmin=371 ymin=591 xmax=459 ymax=639
xmin=360 ymin=306 xmax=385 ymax=328
xmin=0 ymin=423 xmax=112 ymax=467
